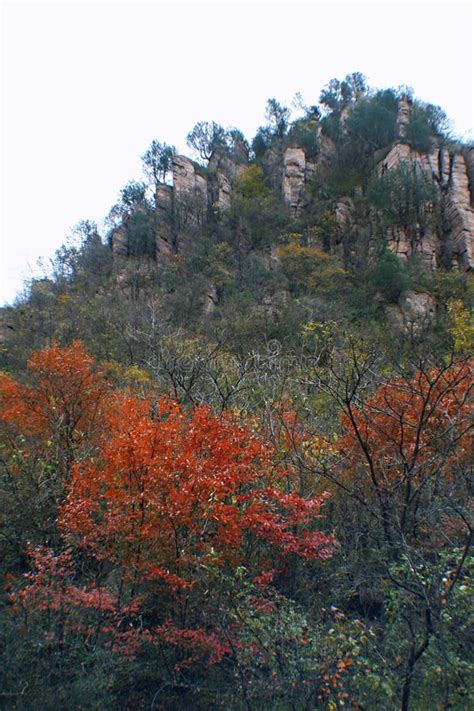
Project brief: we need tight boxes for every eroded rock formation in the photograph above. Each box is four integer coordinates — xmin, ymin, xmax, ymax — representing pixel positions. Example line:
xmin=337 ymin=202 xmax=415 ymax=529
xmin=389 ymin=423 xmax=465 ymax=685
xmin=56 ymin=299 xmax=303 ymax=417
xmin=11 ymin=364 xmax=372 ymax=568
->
xmin=396 ymin=94 xmax=412 ymax=139
xmin=215 ymin=171 xmax=232 ymax=210
xmin=111 ymin=102 xmax=473 ymax=277
xmin=282 ymin=147 xmax=306 ymax=213
xmin=172 ymin=155 xmax=207 ymax=201
xmin=377 ymin=143 xmax=474 ymax=270
xmin=445 ymin=153 xmax=474 ymax=269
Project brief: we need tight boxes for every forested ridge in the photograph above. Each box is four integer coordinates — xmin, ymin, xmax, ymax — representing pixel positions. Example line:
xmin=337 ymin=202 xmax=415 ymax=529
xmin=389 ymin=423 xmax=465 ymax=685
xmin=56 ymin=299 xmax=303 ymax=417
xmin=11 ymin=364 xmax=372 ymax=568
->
xmin=0 ymin=73 xmax=472 ymax=710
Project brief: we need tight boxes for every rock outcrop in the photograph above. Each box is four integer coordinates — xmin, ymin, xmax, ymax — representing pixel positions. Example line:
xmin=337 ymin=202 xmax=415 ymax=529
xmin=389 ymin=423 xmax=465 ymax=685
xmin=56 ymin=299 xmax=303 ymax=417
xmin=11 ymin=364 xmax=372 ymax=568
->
xmin=204 ymin=281 xmax=218 ymax=315
xmin=110 ymin=225 xmax=128 ymax=256
xmin=396 ymin=95 xmax=412 ymax=139
xmin=155 ymin=184 xmax=173 ymax=255
xmin=156 ymin=138 xmax=474 ymax=273
xmin=172 ymin=155 xmax=207 ymax=201
xmin=110 ymin=104 xmax=473 ymax=279
xmin=208 ymin=151 xmax=247 ymax=182
xmin=121 ymin=150 xmax=249 ymax=258
xmin=282 ymin=147 xmax=306 ymax=213
xmin=208 ymin=151 xmax=247 ymax=211
xmin=215 ymin=171 xmax=232 ymax=210
xmin=463 ymin=147 xmax=474 ymax=207
xmin=385 ymin=290 xmax=436 ymax=336
xmin=445 ymin=153 xmax=474 ymax=270
xmin=377 ymin=142 xmax=474 ymax=271
xmin=335 ymin=198 xmax=353 ymax=227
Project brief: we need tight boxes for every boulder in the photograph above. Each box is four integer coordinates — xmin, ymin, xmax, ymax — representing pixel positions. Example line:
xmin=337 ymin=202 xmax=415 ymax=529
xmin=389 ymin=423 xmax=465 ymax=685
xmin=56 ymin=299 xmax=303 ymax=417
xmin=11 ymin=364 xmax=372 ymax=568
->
xmin=385 ymin=290 xmax=436 ymax=335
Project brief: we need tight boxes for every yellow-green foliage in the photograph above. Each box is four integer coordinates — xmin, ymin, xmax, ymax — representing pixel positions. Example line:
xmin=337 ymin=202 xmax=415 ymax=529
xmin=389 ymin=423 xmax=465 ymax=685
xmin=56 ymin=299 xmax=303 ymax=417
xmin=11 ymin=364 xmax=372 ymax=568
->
xmin=235 ymin=165 xmax=268 ymax=199
xmin=302 ymin=319 xmax=337 ymax=346
xmin=447 ymin=299 xmax=474 ymax=354
xmin=307 ymin=212 xmax=341 ymax=244
xmin=208 ymin=243 xmax=235 ymax=289
xmin=277 ymin=239 xmax=346 ymax=293
xmin=124 ymin=365 xmax=152 ymax=384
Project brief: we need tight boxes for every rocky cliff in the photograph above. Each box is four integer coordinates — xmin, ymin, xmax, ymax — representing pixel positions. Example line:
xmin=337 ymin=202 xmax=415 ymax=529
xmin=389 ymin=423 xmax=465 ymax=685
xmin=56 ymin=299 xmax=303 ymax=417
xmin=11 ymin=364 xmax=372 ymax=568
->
xmin=376 ymin=141 xmax=474 ymax=270
xmin=111 ymin=98 xmax=473 ymax=279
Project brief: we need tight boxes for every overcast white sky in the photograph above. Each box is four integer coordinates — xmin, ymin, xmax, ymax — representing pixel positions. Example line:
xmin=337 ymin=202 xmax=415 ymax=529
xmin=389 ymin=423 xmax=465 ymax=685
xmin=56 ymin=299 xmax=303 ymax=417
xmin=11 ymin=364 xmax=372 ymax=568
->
xmin=1 ymin=0 xmax=473 ymax=304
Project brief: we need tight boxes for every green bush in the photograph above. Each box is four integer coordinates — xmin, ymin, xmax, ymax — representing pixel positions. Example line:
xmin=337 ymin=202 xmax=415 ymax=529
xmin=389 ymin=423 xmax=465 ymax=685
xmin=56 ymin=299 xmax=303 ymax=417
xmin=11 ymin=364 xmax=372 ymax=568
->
xmin=345 ymin=89 xmax=399 ymax=151
xmin=404 ymin=107 xmax=435 ymax=152
xmin=367 ymin=161 xmax=439 ymax=235
xmin=369 ymin=251 xmax=409 ymax=303
xmin=288 ymin=118 xmax=320 ymax=159
xmin=126 ymin=210 xmax=156 ymax=258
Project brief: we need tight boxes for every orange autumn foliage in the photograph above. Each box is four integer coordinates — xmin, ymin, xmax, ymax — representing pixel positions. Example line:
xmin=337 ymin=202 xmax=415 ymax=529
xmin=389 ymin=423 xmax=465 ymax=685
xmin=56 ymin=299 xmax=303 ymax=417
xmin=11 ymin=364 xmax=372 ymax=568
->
xmin=0 ymin=341 xmax=109 ymax=464
xmin=5 ymin=342 xmax=335 ymax=665
xmin=338 ymin=359 xmax=472 ymax=492
xmin=61 ymin=394 xmax=335 ymax=593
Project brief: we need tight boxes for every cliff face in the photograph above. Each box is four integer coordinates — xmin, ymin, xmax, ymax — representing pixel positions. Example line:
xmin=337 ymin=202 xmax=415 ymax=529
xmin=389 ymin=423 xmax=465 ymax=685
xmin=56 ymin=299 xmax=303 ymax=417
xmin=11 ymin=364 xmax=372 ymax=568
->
xmin=376 ymin=141 xmax=474 ymax=270
xmin=155 ymin=184 xmax=173 ymax=254
xmin=111 ymin=224 xmax=128 ymax=256
xmin=173 ymin=155 xmax=208 ymax=200
xmin=282 ymin=147 xmax=306 ymax=213
xmin=111 ymin=98 xmax=473 ymax=277
xmin=379 ymin=96 xmax=474 ymax=271
xmin=446 ymin=152 xmax=474 ymax=269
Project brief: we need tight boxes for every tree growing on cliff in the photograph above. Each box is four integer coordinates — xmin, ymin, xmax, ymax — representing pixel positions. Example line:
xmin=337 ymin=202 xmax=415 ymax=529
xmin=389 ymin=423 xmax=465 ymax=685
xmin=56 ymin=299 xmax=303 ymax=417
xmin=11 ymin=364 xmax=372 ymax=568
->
xmin=141 ymin=139 xmax=176 ymax=186
xmin=345 ymin=88 xmax=399 ymax=151
xmin=186 ymin=120 xmax=228 ymax=163
xmin=319 ymin=72 xmax=367 ymax=113
xmin=107 ymin=180 xmax=150 ymax=226
xmin=265 ymin=98 xmax=291 ymax=137
xmin=367 ymin=161 xmax=439 ymax=254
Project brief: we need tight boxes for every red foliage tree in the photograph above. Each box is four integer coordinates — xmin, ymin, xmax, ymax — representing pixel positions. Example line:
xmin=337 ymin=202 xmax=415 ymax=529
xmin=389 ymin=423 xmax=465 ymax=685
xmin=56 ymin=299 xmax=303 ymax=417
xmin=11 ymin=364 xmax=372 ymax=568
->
xmin=12 ymin=546 xmax=145 ymax=659
xmin=337 ymin=358 xmax=472 ymax=540
xmin=0 ymin=340 xmax=109 ymax=469
xmin=313 ymin=355 xmax=473 ymax=711
xmin=7 ymin=344 xmax=335 ymax=665
xmin=61 ymin=395 xmax=334 ymax=594
xmin=0 ymin=342 xmax=111 ymax=552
